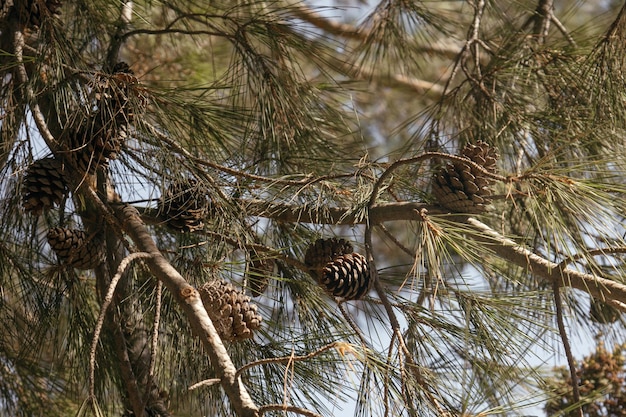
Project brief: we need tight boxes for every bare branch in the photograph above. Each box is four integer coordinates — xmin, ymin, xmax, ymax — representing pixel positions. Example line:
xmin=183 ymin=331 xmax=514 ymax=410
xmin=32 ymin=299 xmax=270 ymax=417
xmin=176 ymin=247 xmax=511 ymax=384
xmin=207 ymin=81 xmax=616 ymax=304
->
xmin=466 ymin=217 xmax=626 ymax=310
xmin=144 ymin=279 xmax=163 ymax=410
xmin=11 ymin=27 xmax=59 ymax=150
xmin=188 ymin=379 xmax=221 ymax=391
xmin=551 ymin=14 xmax=577 ymax=47
xmin=235 ymin=342 xmax=341 ymax=379
xmin=553 ymin=281 xmax=583 ymax=417
xmin=89 ymin=252 xmax=155 ymax=399
xmin=112 ymin=203 xmax=259 ymax=417
xmin=258 ymin=404 xmax=323 ymax=417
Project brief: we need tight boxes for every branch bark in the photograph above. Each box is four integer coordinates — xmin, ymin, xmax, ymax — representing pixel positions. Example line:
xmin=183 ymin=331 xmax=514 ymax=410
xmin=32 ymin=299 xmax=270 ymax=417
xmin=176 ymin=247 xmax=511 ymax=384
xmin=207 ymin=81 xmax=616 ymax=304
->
xmin=139 ymin=199 xmax=626 ymax=309
xmin=465 ymin=217 xmax=626 ymax=310
xmin=113 ymin=203 xmax=259 ymax=417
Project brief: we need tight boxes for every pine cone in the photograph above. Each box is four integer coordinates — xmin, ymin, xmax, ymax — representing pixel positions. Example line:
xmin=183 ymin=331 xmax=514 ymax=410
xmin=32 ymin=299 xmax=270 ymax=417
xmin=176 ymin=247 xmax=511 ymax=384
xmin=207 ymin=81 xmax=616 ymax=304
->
xmin=62 ymin=126 xmax=110 ymax=174
xmin=319 ymin=253 xmax=371 ymax=300
xmin=158 ymin=178 xmax=209 ymax=232
xmin=6 ymin=0 xmax=62 ymax=29
xmin=94 ymin=62 xmax=143 ymax=125
xmin=199 ymin=280 xmax=262 ymax=342
xmin=246 ymin=252 xmax=274 ymax=297
xmin=22 ymin=157 xmax=68 ymax=215
xmin=46 ymin=227 xmax=105 ymax=270
xmin=432 ymin=141 xmax=499 ymax=213
xmin=304 ymin=237 xmax=354 ymax=279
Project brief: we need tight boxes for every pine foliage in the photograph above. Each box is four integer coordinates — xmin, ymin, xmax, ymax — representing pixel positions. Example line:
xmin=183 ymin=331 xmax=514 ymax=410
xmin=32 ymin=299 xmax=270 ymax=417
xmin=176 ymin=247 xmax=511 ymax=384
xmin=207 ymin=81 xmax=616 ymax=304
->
xmin=0 ymin=1 xmax=625 ymax=416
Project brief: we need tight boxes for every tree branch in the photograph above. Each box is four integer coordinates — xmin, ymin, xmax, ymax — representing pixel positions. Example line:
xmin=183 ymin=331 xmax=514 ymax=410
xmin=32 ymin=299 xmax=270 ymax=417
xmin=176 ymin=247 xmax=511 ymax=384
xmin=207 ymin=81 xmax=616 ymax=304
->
xmin=258 ymin=404 xmax=323 ymax=417
xmin=465 ymin=217 xmax=626 ymax=310
xmin=553 ymin=281 xmax=583 ymax=417
xmin=140 ymin=198 xmax=626 ymax=307
xmin=234 ymin=342 xmax=341 ymax=380
xmin=89 ymin=252 xmax=154 ymax=414
xmin=112 ymin=203 xmax=259 ymax=417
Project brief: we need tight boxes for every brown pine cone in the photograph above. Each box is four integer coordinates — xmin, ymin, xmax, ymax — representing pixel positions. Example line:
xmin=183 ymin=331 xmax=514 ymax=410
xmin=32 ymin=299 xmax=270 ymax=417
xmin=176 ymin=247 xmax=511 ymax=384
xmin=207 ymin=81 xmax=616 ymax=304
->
xmin=432 ymin=141 xmax=499 ymax=213
xmin=198 ymin=280 xmax=262 ymax=342
xmin=22 ymin=157 xmax=68 ymax=215
xmin=304 ymin=237 xmax=354 ymax=279
xmin=46 ymin=227 xmax=105 ymax=270
xmin=319 ymin=253 xmax=371 ymax=300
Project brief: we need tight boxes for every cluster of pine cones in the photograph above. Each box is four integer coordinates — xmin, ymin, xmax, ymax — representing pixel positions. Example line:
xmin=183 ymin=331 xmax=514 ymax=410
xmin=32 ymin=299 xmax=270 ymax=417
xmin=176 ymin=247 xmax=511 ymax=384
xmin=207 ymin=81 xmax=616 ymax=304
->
xmin=304 ymin=237 xmax=371 ymax=300
xmin=431 ymin=140 xmax=499 ymax=214
xmin=21 ymin=63 xmax=142 ymax=269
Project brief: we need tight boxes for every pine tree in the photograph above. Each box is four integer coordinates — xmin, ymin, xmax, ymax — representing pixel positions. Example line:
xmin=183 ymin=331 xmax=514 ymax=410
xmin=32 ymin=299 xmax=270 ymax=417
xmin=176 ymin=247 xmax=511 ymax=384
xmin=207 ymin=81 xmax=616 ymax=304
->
xmin=0 ymin=1 xmax=626 ymax=416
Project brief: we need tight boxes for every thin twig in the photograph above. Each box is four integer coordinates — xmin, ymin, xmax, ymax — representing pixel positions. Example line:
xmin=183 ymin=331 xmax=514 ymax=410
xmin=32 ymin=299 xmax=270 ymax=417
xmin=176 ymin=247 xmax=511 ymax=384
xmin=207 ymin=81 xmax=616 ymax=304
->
xmin=234 ymin=342 xmax=341 ymax=380
xmin=89 ymin=252 xmax=154 ymax=398
xmin=143 ymin=279 xmax=163 ymax=409
xmin=383 ymin=331 xmax=397 ymax=417
xmin=556 ymin=247 xmax=626 ymax=270
xmin=337 ymin=301 xmax=368 ymax=348
xmin=188 ymin=378 xmax=221 ymax=390
xmin=12 ymin=28 xmax=59 ymax=149
xmin=550 ymin=14 xmax=576 ymax=47
xmin=377 ymin=223 xmax=415 ymax=257
xmin=552 ymin=282 xmax=583 ymax=417
xmin=258 ymin=404 xmax=323 ymax=417
xmin=469 ymin=0 xmax=487 ymax=77
xmin=105 ymin=1 xmax=134 ymax=69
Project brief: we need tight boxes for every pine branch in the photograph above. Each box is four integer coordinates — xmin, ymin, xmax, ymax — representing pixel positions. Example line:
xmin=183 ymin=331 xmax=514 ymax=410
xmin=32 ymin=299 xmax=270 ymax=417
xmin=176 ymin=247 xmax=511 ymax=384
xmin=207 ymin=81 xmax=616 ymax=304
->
xmin=553 ymin=281 xmax=583 ymax=417
xmin=89 ymin=251 xmax=155 ymax=403
xmin=465 ymin=217 xmax=626 ymax=311
xmin=287 ymin=2 xmax=464 ymax=60
xmin=258 ymin=404 xmax=323 ymax=417
xmin=112 ymin=203 xmax=259 ymax=417
xmin=286 ymin=4 xmax=365 ymax=41
xmin=140 ymin=197 xmax=626 ymax=308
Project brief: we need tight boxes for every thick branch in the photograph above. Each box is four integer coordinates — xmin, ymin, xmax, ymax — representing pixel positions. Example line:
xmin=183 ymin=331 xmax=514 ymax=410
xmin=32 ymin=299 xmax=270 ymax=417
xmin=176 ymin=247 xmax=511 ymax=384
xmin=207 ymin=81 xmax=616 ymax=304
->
xmin=466 ymin=217 xmax=626 ymax=310
xmin=140 ymin=198 xmax=626 ymax=307
xmin=140 ymin=200 xmax=441 ymax=226
xmin=113 ymin=203 xmax=258 ymax=417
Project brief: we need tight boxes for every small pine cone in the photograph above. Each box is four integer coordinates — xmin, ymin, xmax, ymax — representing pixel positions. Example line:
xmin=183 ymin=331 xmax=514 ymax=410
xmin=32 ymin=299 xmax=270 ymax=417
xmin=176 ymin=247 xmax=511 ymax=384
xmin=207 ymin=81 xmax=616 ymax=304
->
xmin=158 ymin=179 xmax=209 ymax=233
xmin=199 ymin=280 xmax=262 ymax=342
xmin=432 ymin=141 xmax=499 ymax=213
xmin=94 ymin=62 xmax=143 ymax=125
xmin=46 ymin=227 xmax=105 ymax=270
xmin=589 ymin=298 xmax=621 ymax=324
xmin=10 ymin=0 xmax=62 ymax=29
xmin=22 ymin=157 xmax=68 ymax=215
xmin=246 ymin=252 xmax=275 ymax=297
xmin=319 ymin=253 xmax=371 ymax=300
xmin=304 ymin=238 xmax=354 ymax=278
